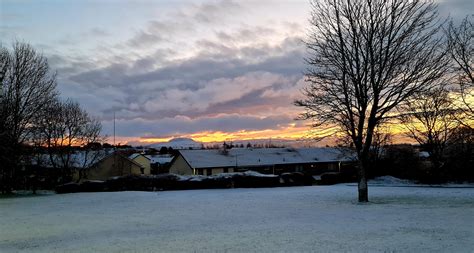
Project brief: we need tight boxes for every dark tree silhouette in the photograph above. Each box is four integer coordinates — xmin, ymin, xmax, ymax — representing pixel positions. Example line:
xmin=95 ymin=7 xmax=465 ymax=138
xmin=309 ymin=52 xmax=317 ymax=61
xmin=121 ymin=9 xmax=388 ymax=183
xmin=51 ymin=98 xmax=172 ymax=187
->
xmin=296 ymin=0 xmax=448 ymax=201
xmin=0 ymin=42 xmax=57 ymax=193
xmin=400 ymin=87 xmax=460 ymax=180
xmin=32 ymin=98 xmax=103 ymax=183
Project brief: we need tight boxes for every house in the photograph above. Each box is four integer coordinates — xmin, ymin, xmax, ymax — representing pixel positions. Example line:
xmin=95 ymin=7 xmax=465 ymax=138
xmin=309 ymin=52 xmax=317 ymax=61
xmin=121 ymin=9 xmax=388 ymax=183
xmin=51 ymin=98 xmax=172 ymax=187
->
xmin=78 ymin=152 xmax=145 ymax=181
xmin=145 ymin=154 xmax=174 ymax=174
xmin=23 ymin=149 xmax=145 ymax=187
xmin=30 ymin=150 xmax=145 ymax=182
xmin=129 ymin=153 xmax=151 ymax=175
xmin=169 ymin=147 xmax=355 ymax=176
xmin=29 ymin=150 xmax=111 ymax=183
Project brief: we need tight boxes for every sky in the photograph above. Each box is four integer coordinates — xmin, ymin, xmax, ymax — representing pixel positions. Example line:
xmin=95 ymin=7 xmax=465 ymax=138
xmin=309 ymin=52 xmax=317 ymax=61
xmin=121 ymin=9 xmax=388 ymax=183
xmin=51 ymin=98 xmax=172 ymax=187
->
xmin=1 ymin=0 xmax=473 ymax=145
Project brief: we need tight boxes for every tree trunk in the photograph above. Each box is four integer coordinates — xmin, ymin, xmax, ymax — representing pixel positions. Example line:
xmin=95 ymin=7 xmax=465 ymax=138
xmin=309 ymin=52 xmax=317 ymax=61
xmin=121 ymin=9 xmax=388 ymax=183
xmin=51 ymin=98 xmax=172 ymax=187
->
xmin=358 ymin=159 xmax=369 ymax=202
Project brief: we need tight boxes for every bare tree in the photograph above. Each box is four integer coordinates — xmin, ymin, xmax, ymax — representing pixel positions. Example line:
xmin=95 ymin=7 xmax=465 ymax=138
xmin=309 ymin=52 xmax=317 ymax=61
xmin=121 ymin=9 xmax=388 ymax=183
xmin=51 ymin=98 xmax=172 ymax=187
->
xmin=0 ymin=42 xmax=57 ymax=193
xmin=32 ymin=98 xmax=104 ymax=183
xmin=400 ymin=87 xmax=460 ymax=180
xmin=0 ymin=45 xmax=9 ymax=94
xmin=296 ymin=0 xmax=448 ymax=201
xmin=0 ymin=46 xmax=11 ymax=193
xmin=447 ymin=16 xmax=473 ymax=128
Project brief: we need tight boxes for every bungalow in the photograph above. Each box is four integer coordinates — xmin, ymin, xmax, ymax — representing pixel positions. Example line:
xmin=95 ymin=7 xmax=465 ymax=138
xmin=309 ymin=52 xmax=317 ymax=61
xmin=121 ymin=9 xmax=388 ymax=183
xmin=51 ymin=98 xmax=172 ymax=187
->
xmin=169 ymin=147 xmax=355 ymax=176
xmin=79 ymin=152 xmax=145 ymax=181
xmin=31 ymin=151 xmax=145 ymax=182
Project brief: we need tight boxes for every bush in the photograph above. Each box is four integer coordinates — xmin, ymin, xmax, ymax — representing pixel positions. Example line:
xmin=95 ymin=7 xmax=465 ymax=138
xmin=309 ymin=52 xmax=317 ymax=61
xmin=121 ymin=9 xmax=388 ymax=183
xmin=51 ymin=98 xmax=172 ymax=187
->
xmin=80 ymin=180 xmax=106 ymax=192
xmin=152 ymin=174 xmax=181 ymax=190
xmin=56 ymin=171 xmax=315 ymax=193
xmin=232 ymin=173 xmax=280 ymax=188
xmin=55 ymin=182 xmax=81 ymax=194
xmin=319 ymin=172 xmax=342 ymax=185
xmin=280 ymin=172 xmax=314 ymax=186
xmin=106 ymin=175 xmax=182 ymax=191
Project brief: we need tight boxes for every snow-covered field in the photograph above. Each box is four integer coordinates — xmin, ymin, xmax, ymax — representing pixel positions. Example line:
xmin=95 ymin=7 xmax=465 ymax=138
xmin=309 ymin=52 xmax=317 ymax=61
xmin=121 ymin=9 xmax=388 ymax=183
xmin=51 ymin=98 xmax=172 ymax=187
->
xmin=1 ymin=185 xmax=473 ymax=252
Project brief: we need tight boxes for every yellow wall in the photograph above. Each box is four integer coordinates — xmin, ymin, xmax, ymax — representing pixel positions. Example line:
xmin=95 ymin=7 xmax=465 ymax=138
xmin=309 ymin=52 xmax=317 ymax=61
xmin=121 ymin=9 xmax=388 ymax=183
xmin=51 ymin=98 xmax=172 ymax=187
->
xmin=131 ymin=155 xmax=151 ymax=175
xmin=169 ymin=155 xmax=193 ymax=175
xmin=204 ymin=168 xmax=234 ymax=176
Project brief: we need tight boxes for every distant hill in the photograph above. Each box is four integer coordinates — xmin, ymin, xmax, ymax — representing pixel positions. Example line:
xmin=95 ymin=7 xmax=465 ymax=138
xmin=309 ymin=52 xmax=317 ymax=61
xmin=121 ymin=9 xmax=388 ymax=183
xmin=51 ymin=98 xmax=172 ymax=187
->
xmin=147 ymin=138 xmax=203 ymax=149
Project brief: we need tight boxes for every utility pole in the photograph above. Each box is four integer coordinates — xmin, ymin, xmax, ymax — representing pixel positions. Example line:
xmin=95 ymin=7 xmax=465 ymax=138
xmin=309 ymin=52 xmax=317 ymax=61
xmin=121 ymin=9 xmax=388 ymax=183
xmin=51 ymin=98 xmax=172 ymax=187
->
xmin=113 ymin=111 xmax=118 ymax=175
xmin=113 ymin=111 xmax=116 ymax=149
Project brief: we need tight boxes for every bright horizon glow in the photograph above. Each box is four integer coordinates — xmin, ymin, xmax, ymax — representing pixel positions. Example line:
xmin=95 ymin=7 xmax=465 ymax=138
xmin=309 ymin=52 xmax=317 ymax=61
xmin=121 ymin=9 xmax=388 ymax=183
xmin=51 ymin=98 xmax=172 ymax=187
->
xmin=112 ymin=122 xmax=417 ymax=146
xmin=113 ymin=126 xmax=311 ymax=145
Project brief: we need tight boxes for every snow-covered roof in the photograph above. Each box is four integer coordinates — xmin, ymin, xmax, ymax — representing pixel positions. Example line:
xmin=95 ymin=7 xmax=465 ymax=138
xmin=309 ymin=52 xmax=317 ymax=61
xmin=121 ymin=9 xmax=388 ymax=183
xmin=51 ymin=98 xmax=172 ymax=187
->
xmin=32 ymin=150 xmax=112 ymax=169
xmin=178 ymin=148 xmax=355 ymax=169
xmin=418 ymin=151 xmax=430 ymax=158
xmin=145 ymin=154 xmax=174 ymax=164
xmin=129 ymin=153 xmax=147 ymax=160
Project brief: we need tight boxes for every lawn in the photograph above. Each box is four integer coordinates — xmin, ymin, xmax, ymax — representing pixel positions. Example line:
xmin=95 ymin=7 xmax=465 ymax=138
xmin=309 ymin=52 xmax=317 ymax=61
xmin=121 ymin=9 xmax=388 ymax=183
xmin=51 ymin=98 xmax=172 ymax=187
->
xmin=1 ymin=185 xmax=473 ymax=252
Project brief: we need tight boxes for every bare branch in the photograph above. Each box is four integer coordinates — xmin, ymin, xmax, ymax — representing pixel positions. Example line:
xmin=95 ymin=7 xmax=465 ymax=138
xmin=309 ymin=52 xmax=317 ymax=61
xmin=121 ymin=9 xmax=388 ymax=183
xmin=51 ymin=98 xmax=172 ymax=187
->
xmin=446 ymin=16 xmax=474 ymax=128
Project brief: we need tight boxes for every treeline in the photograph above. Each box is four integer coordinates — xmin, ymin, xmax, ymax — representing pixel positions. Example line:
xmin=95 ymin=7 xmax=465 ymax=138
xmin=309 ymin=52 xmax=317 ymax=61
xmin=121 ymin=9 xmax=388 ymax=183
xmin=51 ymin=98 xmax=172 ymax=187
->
xmin=369 ymin=19 xmax=474 ymax=184
xmin=0 ymin=42 xmax=103 ymax=193
xmin=367 ymin=132 xmax=474 ymax=184
xmin=204 ymin=141 xmax=285 ymax=149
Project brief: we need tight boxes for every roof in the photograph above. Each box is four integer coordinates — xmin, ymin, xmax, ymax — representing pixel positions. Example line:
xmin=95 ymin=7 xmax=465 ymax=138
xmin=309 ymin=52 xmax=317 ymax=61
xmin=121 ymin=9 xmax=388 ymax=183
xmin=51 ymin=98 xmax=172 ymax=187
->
xmin=418 ymin=151 xmax=430 ymax=158
xmin=32 ymin=150 xmax=112 ymax=169
xmin=177 ymin=148 xmax=355 ymax=169
xmin=32 ymin=150 xmax=145 ymax=169
xmin=118 ymin=153 xmax=146 ymax=169
xmin=145 ymin=154 xmax=174 ymax=164
xmin=129 ymin=153 xmax=148 ymax=160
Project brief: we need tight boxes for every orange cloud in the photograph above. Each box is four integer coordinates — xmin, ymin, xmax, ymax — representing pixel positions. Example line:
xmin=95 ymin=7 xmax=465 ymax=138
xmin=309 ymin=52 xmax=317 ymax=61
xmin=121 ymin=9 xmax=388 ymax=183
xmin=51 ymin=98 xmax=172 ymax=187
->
xmin=138 ymin=125 xmax=310 ymax=144
xmin=114 ymin=118 xmax=442 ymax=147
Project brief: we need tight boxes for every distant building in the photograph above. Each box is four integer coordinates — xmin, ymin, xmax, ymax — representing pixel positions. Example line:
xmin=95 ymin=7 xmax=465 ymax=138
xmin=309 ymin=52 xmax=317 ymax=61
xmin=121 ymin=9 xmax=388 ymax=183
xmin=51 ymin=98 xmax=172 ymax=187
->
xmin=169 ymin=148 xmax=355 ymax=176
xmin=145 ymin=154 xmax=174 ymax=174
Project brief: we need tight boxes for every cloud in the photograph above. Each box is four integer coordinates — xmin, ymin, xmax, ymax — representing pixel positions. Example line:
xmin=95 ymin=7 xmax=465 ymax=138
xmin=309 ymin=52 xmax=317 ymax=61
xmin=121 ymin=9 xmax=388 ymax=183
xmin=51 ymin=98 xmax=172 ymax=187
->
xmin=188 ymin=0 xmax=244 ymax=23
xmin=89 ymin=28 xmax=110 ymax=37
xmin=66 ymin=35 xmax=305 ymax=121
xmin=24 ymin=0 xmax=309 ymax=142
xmin=437 ymin=0 xmax=474 ymax=21
xmin=103 ymin=114 xmax=295 ymax=138
xmin=123 ymin=0 xmax=245 ymax=51
xmin=4 ymin=0 xmax=473 ymax=143
xmin=127 ymin=30 xmax=164 ymax=47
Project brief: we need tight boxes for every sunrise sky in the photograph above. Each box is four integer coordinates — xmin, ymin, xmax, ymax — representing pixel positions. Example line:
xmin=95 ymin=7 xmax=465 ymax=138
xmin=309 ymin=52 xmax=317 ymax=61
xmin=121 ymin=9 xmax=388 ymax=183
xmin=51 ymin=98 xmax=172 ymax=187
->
xmin=1 ymin=0 xmax=472 ymax=145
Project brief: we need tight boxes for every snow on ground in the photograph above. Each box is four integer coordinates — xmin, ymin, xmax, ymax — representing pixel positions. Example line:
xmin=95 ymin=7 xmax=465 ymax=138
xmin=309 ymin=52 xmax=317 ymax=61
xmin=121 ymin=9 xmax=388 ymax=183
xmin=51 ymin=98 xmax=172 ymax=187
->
xmin=369 ymin=175 xmax=415 ymax=186
xmin=1 ymin=185 xmax=473 ymax=252
xmin=365 ymin=176 xmax=474 ymax=187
